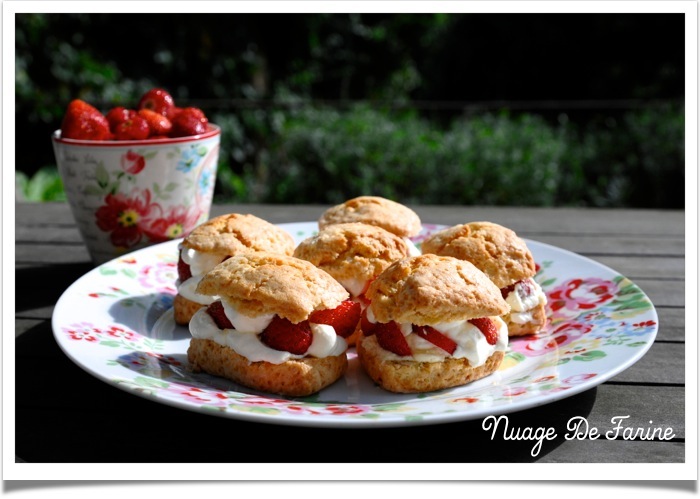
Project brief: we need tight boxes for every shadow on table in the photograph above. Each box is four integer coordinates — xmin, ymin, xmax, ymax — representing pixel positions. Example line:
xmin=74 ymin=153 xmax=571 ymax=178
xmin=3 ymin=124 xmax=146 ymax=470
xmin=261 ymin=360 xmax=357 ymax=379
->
xmin=15 ymin=321 xmax=596 ymax=464
xmin=15 ymin=262 xmax=94 ymax=314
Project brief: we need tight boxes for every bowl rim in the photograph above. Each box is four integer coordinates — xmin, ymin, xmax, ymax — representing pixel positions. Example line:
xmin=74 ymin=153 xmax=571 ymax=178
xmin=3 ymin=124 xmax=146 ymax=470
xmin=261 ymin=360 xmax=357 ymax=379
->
xmin=52 ymin=123 xmax=221 ymax=147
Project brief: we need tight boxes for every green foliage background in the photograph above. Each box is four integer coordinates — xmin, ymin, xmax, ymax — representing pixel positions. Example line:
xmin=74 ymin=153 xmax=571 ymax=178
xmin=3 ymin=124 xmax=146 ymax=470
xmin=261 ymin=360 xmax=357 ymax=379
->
xmin=15 ymin=13 xmax=685 ymax=208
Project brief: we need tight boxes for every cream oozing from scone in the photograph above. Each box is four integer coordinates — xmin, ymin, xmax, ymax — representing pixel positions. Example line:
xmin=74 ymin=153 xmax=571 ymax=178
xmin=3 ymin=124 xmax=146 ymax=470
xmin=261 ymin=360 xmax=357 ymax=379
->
xmin=176 ymin=246 xmax=225 ymax=305
xmin=337 ymin=277 xmax=367 ymax=298
xmin=403 ymin=238 xmax=422 ymax=257
xmin=189 ymin=301 xmax=347 ymax=364
xmin=503 ymin=277 xmax=547 ymax=325
xmin=364 ymin=307 xmax=508 ymax=365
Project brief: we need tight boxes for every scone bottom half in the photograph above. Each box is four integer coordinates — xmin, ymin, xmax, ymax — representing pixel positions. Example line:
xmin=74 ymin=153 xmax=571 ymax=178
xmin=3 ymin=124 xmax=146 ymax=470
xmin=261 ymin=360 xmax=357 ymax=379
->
xmin=185 ymin=252 xmax=363 ymax=396
xmin=355 ymin=254 xmax=511 ymax=393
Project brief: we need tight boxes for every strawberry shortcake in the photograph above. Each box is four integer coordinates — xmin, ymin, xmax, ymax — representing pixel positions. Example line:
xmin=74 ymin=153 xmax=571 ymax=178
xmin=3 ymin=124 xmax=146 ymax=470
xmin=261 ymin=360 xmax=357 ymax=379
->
xmin=318 ymin=196 xmax=422 ymax=256
xmin=174 ymin=213 xmax=296 ymax=325
xmin=293 ymin=222 xmax=411 ymax=345
xmin=187 ymin=252 xmax=359 ymax=396
xmin=356 ymin=254 xmax=511 ymax=393
xmin=420 ymin=221 xmax=548 ymax=336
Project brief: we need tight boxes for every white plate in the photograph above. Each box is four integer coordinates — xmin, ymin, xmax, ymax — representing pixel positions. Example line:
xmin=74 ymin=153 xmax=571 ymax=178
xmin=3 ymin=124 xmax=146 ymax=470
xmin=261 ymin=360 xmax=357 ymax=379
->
xmin=52 ymin=222 xmax=659 ymax=428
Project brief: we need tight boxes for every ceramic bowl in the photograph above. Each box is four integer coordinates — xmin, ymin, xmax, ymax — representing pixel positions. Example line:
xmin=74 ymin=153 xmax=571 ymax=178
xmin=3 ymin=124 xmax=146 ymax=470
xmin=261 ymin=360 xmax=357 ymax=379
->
xmin=52 ymin=125 xmax=220 ymax=264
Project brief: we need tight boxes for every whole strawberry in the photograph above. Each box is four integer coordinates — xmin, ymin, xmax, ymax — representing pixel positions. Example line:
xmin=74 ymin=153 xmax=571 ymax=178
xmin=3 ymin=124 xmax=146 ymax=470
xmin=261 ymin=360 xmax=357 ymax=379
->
xmin=138 ymin=88 xmax=176 ymax=118
xmin=112 ymin=114 xmax=150 ymax=140
xmin=137 ymin=109 xmax=172 ymax=137
xmin=60 ymin=99 xmax=111 ymax=140
xmin=260 ymin=316 xmax=312 ymax=355
xmin=170 ymin=107 xmax=209 ymax=137
xmin=105 ymin=107 xmax=136 ymax=132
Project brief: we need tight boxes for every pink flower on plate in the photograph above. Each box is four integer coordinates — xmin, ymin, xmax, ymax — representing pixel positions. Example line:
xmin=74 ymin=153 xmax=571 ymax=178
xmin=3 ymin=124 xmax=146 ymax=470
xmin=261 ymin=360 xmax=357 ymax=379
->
xmin=121 ymin=150 xmax=146 ymax=174
xmin=547 ymin=277 xmax=618 ymax=319
xmin=63 ymin=322 xmax=101 ymax=342
xmin=173 ymin=387 xmax=230 ymax=406
xmin=104 ymin=325 xmax=138 ymax=341
xmin=145 ymin=205 xmax=203 ymax=243
xmin=95 ymin=188 xmax=162 ymax=248
xmin=562 ymin=373 xmax=597 ymax=385
xmin=510 ymin=320 xmax=593 ymax=357
xmin=137 ymin=261 xmax=178 ymax=293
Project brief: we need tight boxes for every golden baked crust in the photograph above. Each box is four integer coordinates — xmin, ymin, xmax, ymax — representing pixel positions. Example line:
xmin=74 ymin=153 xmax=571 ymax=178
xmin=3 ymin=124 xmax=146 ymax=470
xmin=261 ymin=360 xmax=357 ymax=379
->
xmin=195 ymin=252 xmax=349 ymax=324
xmin=318 ymin=196 xmax=422 ymax=237
xmin=504 ymin=301 xmax=548 ymax=337
xmin=420 ymin=222 xmax=536 ymax=289
xmin=366 ymin=254 xmax=510 ymax=324
xmin=188 ymin=338 xmax=347 ymax=397
xmin=173 ymin=293 xmax=205 ymax=325
xmin=356 ymin=334 xmax=504 ymax=393
xmin=293 ymin=222 xmax=410 ymax=284
xmin=182 ymin=213 xmax=295 ymax=256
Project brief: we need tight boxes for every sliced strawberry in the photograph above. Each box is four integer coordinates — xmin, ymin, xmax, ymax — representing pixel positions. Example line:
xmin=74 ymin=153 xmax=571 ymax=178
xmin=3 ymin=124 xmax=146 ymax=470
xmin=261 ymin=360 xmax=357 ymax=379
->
xmin=207 ymin=301 xmax=233 ymax=329
xmin=360 ymin=307 xmax=377 ymax=336
xmin=501 ymin=278 xmax=535 ymax=300
xmin=413 ymin=325 xmax=457 ymax=354
xmin=260 ymin=316 xmax=312 ymax=355
xmin=177 ymin=253 xmax=192 ymax=281
xmin=309 ymin=300 xmax=361 ymax=338
xmin=374 ymin=321 xmax=411 ymax=357
xmin=500 ymin=283 xmax=516 ymax=300
xmin=60 ymin=99 xmax=111 ymax=140
xmin=469 ymin=317 xmax=499 ymax=345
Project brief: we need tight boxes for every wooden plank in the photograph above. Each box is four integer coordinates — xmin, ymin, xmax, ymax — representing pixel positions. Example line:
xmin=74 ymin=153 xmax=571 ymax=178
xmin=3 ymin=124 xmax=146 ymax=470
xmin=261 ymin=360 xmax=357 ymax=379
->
xmin=608 ymin=342 xmax=684 ymax=385
xmin=592 ymin=255 xmax=685 ymax=279
xmin=527 ymin=234 xmax=684 ymax=257
xmin=627 ymin=278 xmax=685 ymax=308
xmin=14 ymin=243 xmax=92 ymax=265
xmin=16 ymin=202 xmax=685 ymax=236
xmin=540 ymin=439 xmax=684 ymax=463
xmin=587 ymin=385 xmax=685 ymax=439
xmin=654 ymin=307 xmax=686 ymax=342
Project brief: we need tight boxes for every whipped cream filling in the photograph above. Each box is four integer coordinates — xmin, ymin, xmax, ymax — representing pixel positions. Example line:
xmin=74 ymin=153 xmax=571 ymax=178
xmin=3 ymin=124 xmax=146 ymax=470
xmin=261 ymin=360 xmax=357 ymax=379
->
xmin=364 ymin=306 xmax=508 ymax=365
xmin=403 ymin=237 xmax=422 ymax=257
xmin=177 ymin=246 xmax=226 ymax=305
xmin=337 ymin=277 xmax=367 ymax=298
xmin=504 ymin=278 xmax=547 ymax=324
xmin=189 ymin=302 xmax=347 ymax=364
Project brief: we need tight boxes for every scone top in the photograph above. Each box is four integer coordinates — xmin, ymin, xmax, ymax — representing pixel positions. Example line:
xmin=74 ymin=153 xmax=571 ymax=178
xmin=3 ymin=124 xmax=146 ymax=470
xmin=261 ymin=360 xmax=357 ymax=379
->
xmin=365 ymin=254 xmax=510 ymax=325
xmin=195 ymin=252 xmax=349 ymax=324
xmin=182 ymin=213 xmax=295 ymax=257
xmin=318 ymin=196 xmax=422 ymax=238
xmin=293 ymin=222 xmax=411 ymax=284
xmin=420 ymin=221 xmax=536 ymax=289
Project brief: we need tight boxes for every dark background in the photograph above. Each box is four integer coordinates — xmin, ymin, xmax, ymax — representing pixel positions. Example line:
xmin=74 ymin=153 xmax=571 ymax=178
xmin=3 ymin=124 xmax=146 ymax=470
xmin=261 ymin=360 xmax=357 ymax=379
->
xmin=15 ymin=13 xmax=685 ymax=208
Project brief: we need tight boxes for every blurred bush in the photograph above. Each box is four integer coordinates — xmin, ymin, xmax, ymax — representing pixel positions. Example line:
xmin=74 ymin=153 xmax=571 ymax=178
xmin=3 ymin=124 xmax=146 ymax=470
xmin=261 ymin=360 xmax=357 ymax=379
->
xmin=207 ymin=102 xmax=683 ymax=208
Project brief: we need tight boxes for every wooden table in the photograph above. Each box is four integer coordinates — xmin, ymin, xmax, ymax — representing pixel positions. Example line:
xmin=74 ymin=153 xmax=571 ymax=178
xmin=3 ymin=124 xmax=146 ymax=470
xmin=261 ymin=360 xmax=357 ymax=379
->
xmin=13 ymin=202 xmax=686 ymax=468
